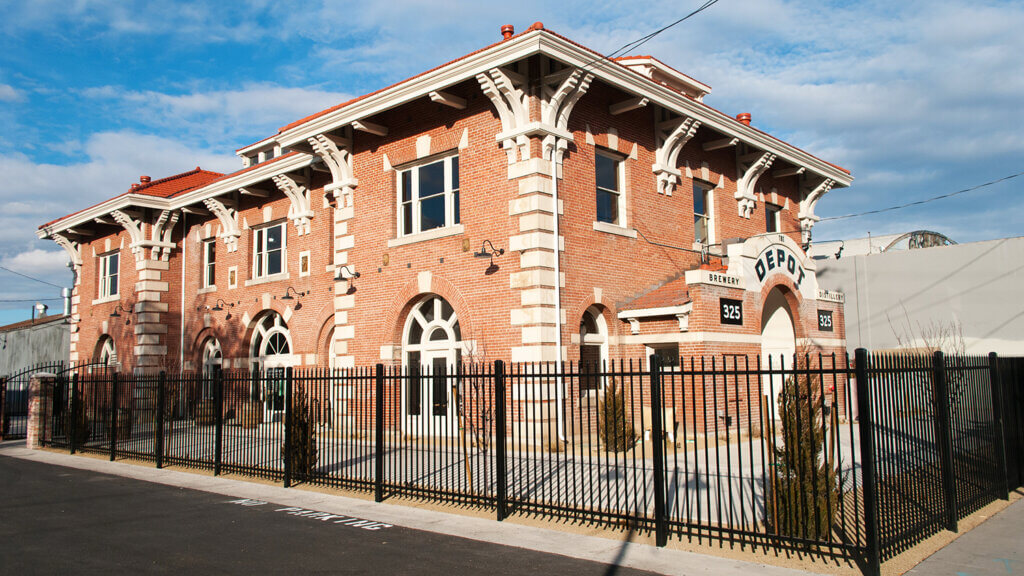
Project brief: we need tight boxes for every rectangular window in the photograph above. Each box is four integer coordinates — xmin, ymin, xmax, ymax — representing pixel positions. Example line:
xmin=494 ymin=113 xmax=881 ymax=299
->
xmin=253 ymin=223 xmax=285 ymax=279
xmin=595 ymin=151 xmax=623 ymax=225
xmin=202 ymin=239 xmax=216 ymax=288
xmin=765 ymin=203 xmax=781 ymax=233
xmin=647 ymin=344 xmax=680 ymax=368
xmin=98 ymin=252 xmax=119 ymax=298
xmin=693 ymin=182 xmax=712 ymax=244
xmin=397 ymin=155 xmax=460 ymax=236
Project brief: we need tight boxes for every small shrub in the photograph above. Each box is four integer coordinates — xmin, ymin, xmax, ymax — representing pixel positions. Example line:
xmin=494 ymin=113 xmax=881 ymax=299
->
xmin=766 ymin=363 xmax=839 ymax=541
xmin=598 ymin=379 xmax=636 ymax=452
xmin=282 ymin=388 xmax=318 ymax=478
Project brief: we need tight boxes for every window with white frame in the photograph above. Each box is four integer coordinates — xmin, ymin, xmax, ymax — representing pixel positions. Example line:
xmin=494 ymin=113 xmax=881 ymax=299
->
xmin=253 ymin=222 xmax=285 ymax=279
xmin=693 ymin=181 xmax=713 ymax=245
xmin=398 ymin=154 xmax=460 ymax=236
xmin=595 ymin=150 xmax=625 ymax=226
xmin=765 ymin=203 xmax=781 ymax=234
xmin=98 ymin=252 xmax=119 ymax=298
xmin=202 ymin=239 xmax=216 ymax=288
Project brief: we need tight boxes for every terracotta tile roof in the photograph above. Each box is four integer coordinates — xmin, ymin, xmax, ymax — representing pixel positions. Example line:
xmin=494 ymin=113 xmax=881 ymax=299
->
xmin=40 ymin=167 xmax=223 ymax=229
xmin=133 ymin=167 xmax=224 ymax=198
xmin=620 ymin=275 xmax=691 ymax=311
xmin=195 ymin=150 xmax=302 ymax=190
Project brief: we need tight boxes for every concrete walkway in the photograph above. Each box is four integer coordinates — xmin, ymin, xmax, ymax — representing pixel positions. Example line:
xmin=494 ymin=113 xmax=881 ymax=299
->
xmin=906 ymin=493 xmax=1024 ymax=575
xmin=0 ymin=442 xmax=818 ymax=576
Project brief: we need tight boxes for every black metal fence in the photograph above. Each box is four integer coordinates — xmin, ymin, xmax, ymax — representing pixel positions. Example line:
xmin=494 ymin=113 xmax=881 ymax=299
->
xmin=21 ymin=350 xmax=1024 ymax=576
xmin=0 ymin=361 xmax=65 ymax=439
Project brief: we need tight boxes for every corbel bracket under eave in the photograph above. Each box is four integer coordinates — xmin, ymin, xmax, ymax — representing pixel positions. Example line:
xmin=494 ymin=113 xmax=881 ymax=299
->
xmin=309 ymin=132 xmax=357 ymax=207
xmin=736 ymin=151 xmax=776 ymax=218
xmin=798 ymin=177 xmax=835 ymax=243
xmin=203 ymin=198 xmax=241 ymax=252
xmin=652 ymin=116 xmax=701 ymax=196
xmin=272 ymin=173 xmax=314 ymax=235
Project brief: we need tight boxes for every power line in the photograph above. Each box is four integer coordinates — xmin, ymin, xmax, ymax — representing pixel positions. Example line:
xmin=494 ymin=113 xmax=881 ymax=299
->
xmin=578 ymin=0 xmax=723 ymax=74
xmin=0 ymin=297 xmax=63 ymax=303
xmin=819 ymin=170 xmax=1024 ymax=223
xmin=0 ymin=265 xmax=67 ymax=290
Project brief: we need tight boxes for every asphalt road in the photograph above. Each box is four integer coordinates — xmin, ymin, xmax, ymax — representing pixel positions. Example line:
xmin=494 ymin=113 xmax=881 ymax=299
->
xmin=0 ymin=455 xmax=659 ymax=575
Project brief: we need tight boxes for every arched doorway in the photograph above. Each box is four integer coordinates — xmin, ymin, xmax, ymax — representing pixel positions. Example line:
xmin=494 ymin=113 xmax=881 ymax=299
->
xmin=201 ymin=337 xmax=223 ymax=399
xmin=251 ymin=312 xmax=293 ymax=421
xmin=579 ymin=306 xmax=608 ymax=393
xmin=97 ymin=336 xmax=117 ymax=366
xmin=761 ymin=287 xmax=796 ymax=417
xmin=402 ymin=295 xmax=462 ymax=435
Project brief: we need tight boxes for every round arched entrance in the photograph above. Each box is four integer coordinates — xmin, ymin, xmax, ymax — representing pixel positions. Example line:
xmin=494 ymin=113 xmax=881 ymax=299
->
xmin=761 ymin=287 xmax=796 ymax=416
xmin=250 ymin=312 xmax=293 ymax=421
xmin=402 ymin=295 xmax=462 ymax=435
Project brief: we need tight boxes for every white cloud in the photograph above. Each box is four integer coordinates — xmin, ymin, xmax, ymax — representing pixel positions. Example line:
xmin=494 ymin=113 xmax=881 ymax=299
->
xmin=0 ymin=84 xmax=22 ymax=102
xmin=81 ymin=83 xmax=353 ymax=149
xmin=1 ymin=249 xmax=70 ymax=276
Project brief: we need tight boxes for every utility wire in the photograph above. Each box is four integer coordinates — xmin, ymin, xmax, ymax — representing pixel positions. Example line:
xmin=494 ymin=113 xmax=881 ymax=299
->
xmin=818 ymin=170 xmax=1024 ymax=222
xmin=0 ymin=265 xmax=66 ymax=289
xmin=0 ymin=297 xmax=63 ymax=303
xmin=577 ymin=0 xmax=723 ymax=74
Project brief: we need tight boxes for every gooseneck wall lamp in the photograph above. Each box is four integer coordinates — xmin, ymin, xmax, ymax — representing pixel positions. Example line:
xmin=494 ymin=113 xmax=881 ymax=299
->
xmin=474 ymin=240 xmax=505 ymax=275
xmin=336 ymin=266 xmax=360 ymax=295
xmin=109 ymin=303 xmax=133 ymax=324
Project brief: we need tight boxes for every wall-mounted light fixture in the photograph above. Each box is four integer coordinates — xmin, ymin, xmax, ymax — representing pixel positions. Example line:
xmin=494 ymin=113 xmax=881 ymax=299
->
xmin=109 ymin=303 xmax=133 ymax=325
xmin=336 ymin=265 xmax=360 ymax=295
xmin=211 ymin=298 xmax=235 ymax=320
xmin=834 ymin=241 xmax=845 ymax=260
xmin=474 ymin=240 xmax=505 ymax=275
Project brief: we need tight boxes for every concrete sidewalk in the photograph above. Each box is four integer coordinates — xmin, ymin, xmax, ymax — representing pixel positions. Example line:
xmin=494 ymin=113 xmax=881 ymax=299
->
xmin=906 ymin=493 xmax=1024 ymax=575
xmin=0 ymin=442 xmax=819 ymax=576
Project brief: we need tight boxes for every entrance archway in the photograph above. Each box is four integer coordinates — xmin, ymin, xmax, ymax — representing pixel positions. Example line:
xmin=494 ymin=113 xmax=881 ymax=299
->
xmin=761 ymin=287 xmax=796 ymax=417
xmin=251 ymin=312 xmax=293 ymax=421
xmin=402 ymin=295 xmax=462 ymax=435
xmin=579 ymin=306 xmax=608 ymax=393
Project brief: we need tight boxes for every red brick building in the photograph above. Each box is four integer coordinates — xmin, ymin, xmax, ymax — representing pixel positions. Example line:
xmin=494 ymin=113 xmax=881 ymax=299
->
xmin=38 ymin=24 xmax=851 ymax=423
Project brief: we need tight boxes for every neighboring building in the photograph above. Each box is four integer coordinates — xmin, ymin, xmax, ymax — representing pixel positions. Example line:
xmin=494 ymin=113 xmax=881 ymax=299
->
xmin=37 ymin=24 xmax=852 ymax=420
xmin=814 ymin=234 xmax=1024 ymax=355
xmin=0 ymin=312 xmax=70 ymax=376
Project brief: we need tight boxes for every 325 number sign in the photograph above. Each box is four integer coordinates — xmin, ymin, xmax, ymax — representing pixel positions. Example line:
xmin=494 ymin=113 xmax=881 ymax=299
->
xmin=720 ymin=298 xmax=743 ymax=325
xmin=818 ymin=310 xmax=834 ymax=332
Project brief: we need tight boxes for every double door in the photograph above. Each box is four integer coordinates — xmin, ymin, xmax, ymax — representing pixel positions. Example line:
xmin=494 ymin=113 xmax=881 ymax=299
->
xmin=404 ymin=349 xmax=456 ymax=436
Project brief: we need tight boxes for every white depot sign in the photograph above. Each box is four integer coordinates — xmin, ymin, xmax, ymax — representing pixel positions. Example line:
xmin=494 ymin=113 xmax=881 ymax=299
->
xmin=728 ymin=234 xmax=819 ymax=300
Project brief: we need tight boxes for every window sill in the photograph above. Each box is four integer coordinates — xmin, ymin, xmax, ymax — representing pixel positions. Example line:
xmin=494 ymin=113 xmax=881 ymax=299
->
xmin=92 ymin=294 xmax=120 ymax=305
xmin=197 ymin=286 xmax=217 ymax=295
xmin=244 ymin=272 xmax=290 ymax=287
xmin=592 ymin=221 xmax=637 ymax=239
xmin=388 ymin=224 xmax=464 ymax=248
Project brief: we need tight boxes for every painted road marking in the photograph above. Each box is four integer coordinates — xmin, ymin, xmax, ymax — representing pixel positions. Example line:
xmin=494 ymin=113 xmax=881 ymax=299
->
xmin=225 ymin=499 xmax=393 ymax=530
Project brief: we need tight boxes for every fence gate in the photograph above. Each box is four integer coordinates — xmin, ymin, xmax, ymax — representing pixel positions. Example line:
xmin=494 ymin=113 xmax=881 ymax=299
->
xmin=1 ymin=362 xmax=65 ymax=440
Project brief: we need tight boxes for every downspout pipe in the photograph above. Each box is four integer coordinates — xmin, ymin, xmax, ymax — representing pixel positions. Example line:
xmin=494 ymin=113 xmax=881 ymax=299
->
xmin=550 ymin=144 xmax=566 ymax=444
xmin=179 ymin=212 xmax=187 ymax=369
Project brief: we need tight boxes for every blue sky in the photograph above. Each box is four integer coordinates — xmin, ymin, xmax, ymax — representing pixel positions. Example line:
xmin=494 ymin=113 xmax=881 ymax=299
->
xmin=1 ymin=0 xmax=1021 ymax=325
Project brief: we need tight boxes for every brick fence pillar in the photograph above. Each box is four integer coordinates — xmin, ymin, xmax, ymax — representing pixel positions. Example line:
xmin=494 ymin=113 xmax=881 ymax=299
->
xmin=26 ymin=373 xmax=56 ymax=449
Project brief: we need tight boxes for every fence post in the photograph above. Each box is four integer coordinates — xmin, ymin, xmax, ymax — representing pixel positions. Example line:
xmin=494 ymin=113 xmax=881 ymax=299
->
xmin=69 ymin=373 xmax=79 ymax=455
xmin=283 ymin=367 xmax=294 ymax=488
xmin=494 ymin=360 xmax=508 ymax=521
xmin=109 ymin=371 xmax=119 ymax=461
xmin=931 ymin=351 xmax=958 ymax=532
xmin=854 ymin=348 xmax=881 ymax=576
xmin=155 ymin=371 xmax=166 ymax=469
xmin=649 ymin=354 xmax=668 ymax=547
xmin=0 ymin=376 xmax=6 ymax=441
xmin=988 ymin=352 xmax=1010 ymax=500
xmin=374 ymin=363 xmax=385 ymax=503
xmin=214 ymin=368 xmax=224 ymax=476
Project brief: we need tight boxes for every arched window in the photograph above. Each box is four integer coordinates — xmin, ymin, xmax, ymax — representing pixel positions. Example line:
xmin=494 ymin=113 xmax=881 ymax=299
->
xmin=98 ymin=336 xmax=117 ymax=366
xmin=250 ymin=312 xmax=292 ymax=419
xmin=201 ymin=338 xmax=222 ymax=375
xmin=251 ymin=312 xmax=292 ymax=361
xmin=402 ymin=295 xmax=462 ymax=433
